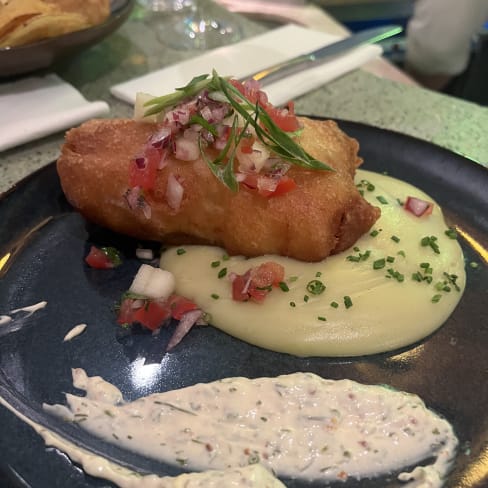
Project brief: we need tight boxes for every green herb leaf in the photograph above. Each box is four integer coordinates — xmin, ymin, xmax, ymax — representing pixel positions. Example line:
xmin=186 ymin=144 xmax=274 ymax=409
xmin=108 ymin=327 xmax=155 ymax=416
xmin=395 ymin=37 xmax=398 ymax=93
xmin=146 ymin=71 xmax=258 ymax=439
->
xmin=143 ymin=70 xmax=334 ymax=192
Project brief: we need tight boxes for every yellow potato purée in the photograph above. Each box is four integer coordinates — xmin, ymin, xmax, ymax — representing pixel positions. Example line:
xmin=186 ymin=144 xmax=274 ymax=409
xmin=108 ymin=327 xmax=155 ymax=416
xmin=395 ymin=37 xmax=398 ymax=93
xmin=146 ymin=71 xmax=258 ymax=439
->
xmin=161 ymin=170 xmax=465 ymax=357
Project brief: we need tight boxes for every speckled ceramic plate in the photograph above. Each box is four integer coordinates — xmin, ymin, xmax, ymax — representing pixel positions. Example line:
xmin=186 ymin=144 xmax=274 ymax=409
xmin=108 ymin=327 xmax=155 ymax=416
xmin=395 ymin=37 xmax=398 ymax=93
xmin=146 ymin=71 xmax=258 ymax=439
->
xmin=0 ymin=120 xmax=487 ymax=487
xmin=0 ymin=0 xmax=134 ymax=78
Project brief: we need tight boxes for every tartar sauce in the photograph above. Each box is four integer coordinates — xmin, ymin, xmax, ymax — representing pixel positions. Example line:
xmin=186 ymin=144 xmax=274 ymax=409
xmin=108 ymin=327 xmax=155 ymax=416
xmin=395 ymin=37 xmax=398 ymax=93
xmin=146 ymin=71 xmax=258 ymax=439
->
xmin=45 ymin=369 xmax=458 ymax=487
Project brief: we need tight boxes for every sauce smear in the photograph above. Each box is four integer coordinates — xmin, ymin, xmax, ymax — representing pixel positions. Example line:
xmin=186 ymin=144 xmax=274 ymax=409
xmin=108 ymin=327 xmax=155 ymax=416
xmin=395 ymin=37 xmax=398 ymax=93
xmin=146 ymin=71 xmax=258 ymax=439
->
xmin=44 ymin=369 xmax=458 ymax=487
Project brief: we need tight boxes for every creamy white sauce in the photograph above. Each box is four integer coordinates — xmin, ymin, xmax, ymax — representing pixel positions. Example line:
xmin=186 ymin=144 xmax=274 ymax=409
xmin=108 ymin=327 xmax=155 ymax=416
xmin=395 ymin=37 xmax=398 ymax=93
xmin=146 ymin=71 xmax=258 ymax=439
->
xmin=10 ymin=300 xmax=47 ymax=315
xmin=0 ymin=301 xmax=48 ymax=335
xmin=43 ymin=369 xmax=457 ymax=487
xmin=0 ymin=393 xmax=283 ymax=488
xmin=63 ymin=323 xmax=88 ymax=342
xmin=160 ymin=170 xmax=466 ymax=357
xmin=0 ymin=315 xmax=12 ymax=326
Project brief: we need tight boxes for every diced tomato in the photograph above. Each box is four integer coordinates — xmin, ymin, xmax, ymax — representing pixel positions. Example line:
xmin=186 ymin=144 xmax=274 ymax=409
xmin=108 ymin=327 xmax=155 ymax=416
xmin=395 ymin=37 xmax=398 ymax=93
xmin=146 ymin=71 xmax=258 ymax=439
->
xmin=129 ymin=146 xmax=161 ymax=190
xmin=266 ymin=106 xmax=300 ymax=132
xmin=231 ymin=79 xmax=299 ymax=133
xmin=117 ymin=294 xmax=198 ymax=331
xmin=247 ymin=286 xmax=269 ymax=303
xmin=117 ymin=298 xmax=136 ymax=325
xmin=85 ymin=245 xmax=121 ymax=269
xmin=230 ymin=79 xmax=268 ymax=108
xmin=132 ymin=300 xmax=172 ymax=331
xmin=232 ymin=262 xmax=285 ymax=303
xmin=251 ymin=262 xmax=285 ymax=287
xmin=232 ymin=272 xmax=251 ymax=302
xmin=269 ymin=176 xmax=297 ymax=197
xmin=240 ymin=134 xmax=256 ymax=154
xmin=404 ymin=196 xmax=433 ymax=217
xmin=241 ymin=173 xmax=258 ymax=190
xmin=168 ymin=295 xmax=199 ymax=320
xmin=241 ymin=174 xmax=296 ymax=198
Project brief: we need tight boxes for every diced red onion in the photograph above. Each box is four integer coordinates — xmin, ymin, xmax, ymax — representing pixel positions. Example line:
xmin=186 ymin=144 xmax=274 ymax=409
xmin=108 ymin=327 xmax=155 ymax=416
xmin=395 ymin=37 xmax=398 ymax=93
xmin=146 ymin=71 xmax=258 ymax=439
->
xmin=404 ymin=196 xmax=433 ymax=217
xmin=142 ymin=201 xmax=152 ymax=220
xmin=183 ymin=128 xmax=200 ymax=141
xmin=235 ymin=173 xmax=246 ymax=183
xmin=158 ymin=150 xmax=169 ymax=170
xmin=200 ymin=105 xmax=213 ymax=122
xmin=174 ymin=137 xmax=199 ymax=161
xmin=257 ymin=175 xmax=278 ymax=193
xmin=211 ymin=105 xmax=228 ymax=122
xmin=124 ymin=187 xmax=141 ymax=210
xmin=134 ymin=156 xmax=146 ymax=169
xmin=132 ymin=299 xmax=145 ymax=309
xmin=166 ymin=309 xmax=203 ymax=351
xmin=148 ymin=127 xmax=171 ymax=149
xmin=244 ymin=78 xmax=261 ymax=92
xmin=242 ymin=274 xmax=253 ymax=294
xmin=166 ymin=173 xmax=184 ymax=211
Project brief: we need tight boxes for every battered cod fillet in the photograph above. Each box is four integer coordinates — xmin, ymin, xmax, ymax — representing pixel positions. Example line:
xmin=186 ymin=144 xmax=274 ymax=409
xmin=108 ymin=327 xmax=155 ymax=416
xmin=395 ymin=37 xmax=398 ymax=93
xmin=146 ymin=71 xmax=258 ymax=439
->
xmin=57 ymin=117 xmax=380 ymax=262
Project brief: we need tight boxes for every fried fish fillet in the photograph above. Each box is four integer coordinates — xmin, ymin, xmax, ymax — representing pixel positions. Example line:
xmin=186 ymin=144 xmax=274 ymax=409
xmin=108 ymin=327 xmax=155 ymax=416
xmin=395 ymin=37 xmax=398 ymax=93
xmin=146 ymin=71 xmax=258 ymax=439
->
xmin=57 ymin=117 xmax=380 ymax=262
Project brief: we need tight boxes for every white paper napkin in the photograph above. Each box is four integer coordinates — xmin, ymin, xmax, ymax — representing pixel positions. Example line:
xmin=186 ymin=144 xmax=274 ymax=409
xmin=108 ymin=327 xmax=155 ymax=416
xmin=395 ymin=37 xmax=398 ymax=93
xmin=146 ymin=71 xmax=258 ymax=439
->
xmin=110 ymin=24 xmax=382 ymax=107
xmin=0 ymin=74 xmax=110 ymax=152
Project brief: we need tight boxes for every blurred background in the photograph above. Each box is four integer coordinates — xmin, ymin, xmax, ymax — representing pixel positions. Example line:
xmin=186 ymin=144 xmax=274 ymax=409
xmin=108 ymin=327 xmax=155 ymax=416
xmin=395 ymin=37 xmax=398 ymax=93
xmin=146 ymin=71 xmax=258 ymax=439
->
xmin=221 ymin=0 xmax=488 ymax=105
xmin=314 ymin=0 xmax=487 ymax=105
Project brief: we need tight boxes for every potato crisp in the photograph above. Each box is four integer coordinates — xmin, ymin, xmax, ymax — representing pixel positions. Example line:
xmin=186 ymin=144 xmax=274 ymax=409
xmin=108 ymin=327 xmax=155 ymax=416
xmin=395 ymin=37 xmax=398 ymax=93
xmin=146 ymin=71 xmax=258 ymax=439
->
xmin=0 ymin=0 xmax=110 ymax=48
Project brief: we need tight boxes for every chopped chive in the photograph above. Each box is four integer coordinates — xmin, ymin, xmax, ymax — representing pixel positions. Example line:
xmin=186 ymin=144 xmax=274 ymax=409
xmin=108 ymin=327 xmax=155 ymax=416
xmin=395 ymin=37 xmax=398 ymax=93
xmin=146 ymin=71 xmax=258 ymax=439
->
xmin=391 ymin=235 xmax=400 ymax=243
xmin=431 ymin=294 xmax=442 ymax=303
xmin=344 ymin=296 xmax=353 ymax=309
xmin=376 ymin=195 xmax=388 ymax=205
xmin=386 ymin=268 xmax=404 ymax=282
xmin=307 ymin=280 xmax=326 ymax=295
xmin=304 ymin=295 xmax=309 ymax=303
xmin=357 ymin=179 xmax=375 ymax=192
xmin=370 ymin=229 xmax=380 ymax=237
xmin=445 ymin=228 xmax=458 ymax=239
xmin=211 ymin=260 xmax=220 ymax=268
xmin=279 ymin=282 xmax=290 ymax=292
xmin=443 ymin=272 xmax=460 ymax=292
xmin=330 ymin=301 xmax=339 ymax=308
xmin=218 ymin=267 xmax=227 ymax=279
xmin=397 ymin=250 xmax=406 ymax=258
xmin=347 ymin=255 xmax=360 ymax=262
xmin=211 ymin=293 xmax=219 ymax=300
xmin=315 ymin=271 xmax=322 ymax=278
xmin=318 ymin=316 xmax=327 ymax=321
xmin=361 ymin=250 xmax=371 ymax=260
xmin=412 ymin=272 xmax=423 ymax=282
xmin=386 ymin=256 xmax=395 ymax=263
xmin=435 ymin=282 xmax=449 ymax=291
xmin=222 ymin=254 xmax=230 ymax=261
xmin=176 ymin=248 xmax=186 ymax=255
xmin=347 ymin=248 xmax=371 ymax=262
xmin=290 ymin=301 xmax=296 ymax=307
xmin=373 ymin=258 xmax=386 ymax=270
xmin=421 ymin=235 xmax=440 ymax=254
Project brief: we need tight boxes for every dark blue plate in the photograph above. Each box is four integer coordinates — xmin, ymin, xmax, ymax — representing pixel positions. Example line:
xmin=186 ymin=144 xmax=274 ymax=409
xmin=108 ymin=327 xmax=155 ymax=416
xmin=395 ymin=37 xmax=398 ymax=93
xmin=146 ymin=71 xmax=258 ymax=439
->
xmin=0 ymin=120 xmax=487 ymax=487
